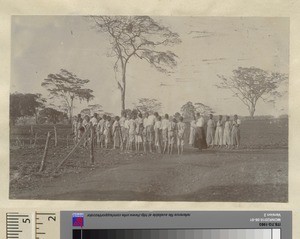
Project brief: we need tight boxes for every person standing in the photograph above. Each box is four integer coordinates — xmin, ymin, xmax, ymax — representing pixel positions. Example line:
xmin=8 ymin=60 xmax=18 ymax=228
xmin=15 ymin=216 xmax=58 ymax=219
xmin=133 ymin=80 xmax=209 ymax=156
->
xmin=82 ymin=115 xmax=90 ymax=129
xmin=177 ymin=116 xmax=186 ymax=155
xmin=104 ymin=116 xmax=112 ymax=149
xmin=161 ymin=114 xmax=170 ymax=154
xmin=223 ymin=116 xmax=231 ymax=148
xmin=168 ymin=118 xmax=177 ymax=155
xmin=206 ymin=114 xmax=215 ymax=148
xmin=90 ymin=113 xmax=98 ymax=147
xmin=124 ymin=114 xmax=130 ymax=150
xmin=154 ymin=115 xmax=162 ymax=153
xmin=194 ymin=113 xmax=207 ymax=151
xmin=98 ymin=115 xmax=107 ymax=148
xmin=82 ymin=115 xmax=90 ymax=148
xmin=214 ymin=115 xmax=223 ymax=148
xmin=142 ymin=113 xmax=149 ymax=153
xmin=189 ymin=115 xmax=196 ymax=146
xmin=231 ymin=114 xmax=241 ymax=149
xmin=146 ymin=112 xmax=156 ymax=153
xmin=112 ymin=116 xmax=122 ymax=149
xmin=128 ymin=113 xmax=136 ymax=151
xmin=90 ymin=113 xmax=98 ymax=127
xmin=96 ymin=116 xmax=102 ymax=147
xmin=135 ymin=113 xmax=143 ymax=152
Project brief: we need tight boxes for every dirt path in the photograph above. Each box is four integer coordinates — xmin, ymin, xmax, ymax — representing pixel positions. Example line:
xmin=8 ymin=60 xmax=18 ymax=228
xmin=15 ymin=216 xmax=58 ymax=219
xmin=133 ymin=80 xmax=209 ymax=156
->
xmin=11 ymin=148 xmax=288 ymax=202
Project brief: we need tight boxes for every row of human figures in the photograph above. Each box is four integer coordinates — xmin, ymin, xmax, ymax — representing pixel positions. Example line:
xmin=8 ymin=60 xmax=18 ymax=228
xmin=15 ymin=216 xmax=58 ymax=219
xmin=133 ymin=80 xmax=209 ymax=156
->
xmin=190 ymin=113 xmax=241 ymax=150
xmin=72 ymin=111 xmax=241 ymax=155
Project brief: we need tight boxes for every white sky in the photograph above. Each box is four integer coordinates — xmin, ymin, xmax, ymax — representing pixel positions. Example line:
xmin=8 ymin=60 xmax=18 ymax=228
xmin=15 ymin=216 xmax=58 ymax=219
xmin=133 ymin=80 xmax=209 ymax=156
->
xmin=11 ymin=16 xmax=289 ymax=116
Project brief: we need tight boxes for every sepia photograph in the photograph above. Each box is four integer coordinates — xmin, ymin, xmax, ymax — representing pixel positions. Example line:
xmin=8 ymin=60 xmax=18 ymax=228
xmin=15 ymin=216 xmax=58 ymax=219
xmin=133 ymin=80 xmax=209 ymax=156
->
xmin=9 ymin=16 xmax=289 ymax=202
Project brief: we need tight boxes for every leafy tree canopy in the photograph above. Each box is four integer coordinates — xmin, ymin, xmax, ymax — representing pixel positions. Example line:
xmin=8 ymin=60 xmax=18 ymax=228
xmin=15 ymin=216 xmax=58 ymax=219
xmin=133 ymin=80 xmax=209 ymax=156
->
xmin=41 ymin=69 xmax=94 ymax=122
xmin=217 ymin=67 xmax=287 ymax=117
xmin=10 ymin=93 xmax=45 ymax=125
xmin=134 ymin=98 xmax=162 ymax=114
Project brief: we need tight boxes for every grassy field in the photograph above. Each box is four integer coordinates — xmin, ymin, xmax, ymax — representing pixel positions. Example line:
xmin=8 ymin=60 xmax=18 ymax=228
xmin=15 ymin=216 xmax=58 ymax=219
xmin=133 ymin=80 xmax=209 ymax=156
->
xmin=9 ymin=117 xmax=288 ymax=202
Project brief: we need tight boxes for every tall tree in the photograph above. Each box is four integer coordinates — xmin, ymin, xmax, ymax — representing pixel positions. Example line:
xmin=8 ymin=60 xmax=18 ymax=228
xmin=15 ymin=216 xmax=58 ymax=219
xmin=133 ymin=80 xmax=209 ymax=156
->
xmin=181 ymin=101 xmax=196 ymax=121
xmin=90 ymin=16 xmax=181 ymax=112
xmin=217 ymin=67 xmax=287 ymax=117
xmin=181 ymin=101 xmax=214 ymax=120
xmin=41 ymin=69 xmax=94 ymax=123
xmin=10 ymin=93 xmax=45 ymax=125
xmin=134 ymin=98 xmax=162 ymax=114
xmin=38 ymin=107 xmax=67 ymax=124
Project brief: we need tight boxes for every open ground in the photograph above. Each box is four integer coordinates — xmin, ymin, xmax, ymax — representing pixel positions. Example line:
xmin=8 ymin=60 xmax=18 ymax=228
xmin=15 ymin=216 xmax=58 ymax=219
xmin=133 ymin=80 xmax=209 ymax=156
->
xmin=9 ymin=118 xmax=288 ymax=202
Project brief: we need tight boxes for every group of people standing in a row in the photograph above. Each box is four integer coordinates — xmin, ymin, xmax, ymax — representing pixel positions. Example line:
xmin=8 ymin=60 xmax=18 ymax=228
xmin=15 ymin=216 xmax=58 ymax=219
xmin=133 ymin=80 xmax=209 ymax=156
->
xmin=190 ymin=113 xmax=241 ymax=150
xmin=72 ymin=111 xmax=241 ymax=155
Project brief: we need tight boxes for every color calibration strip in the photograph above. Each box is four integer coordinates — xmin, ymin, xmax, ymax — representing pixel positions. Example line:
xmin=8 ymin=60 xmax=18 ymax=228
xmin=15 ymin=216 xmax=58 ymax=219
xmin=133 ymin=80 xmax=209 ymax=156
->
xmin=72 ymin=229 xmax=281 ymax=239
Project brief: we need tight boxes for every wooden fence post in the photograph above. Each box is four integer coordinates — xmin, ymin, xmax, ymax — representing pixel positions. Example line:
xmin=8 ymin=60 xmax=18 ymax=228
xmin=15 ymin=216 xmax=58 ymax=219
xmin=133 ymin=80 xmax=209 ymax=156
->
xmin=34 ymin=133 xmax=38 ymax=147
xmin=54 ymin=125 xmax=91 ymax=173
xmin=39 ymin=132 xmax=51 ymax=172
xmin=30 ymin=125 xmax=34 ymax=145
xmin=54 ymin=126 xmax=57 ymax=147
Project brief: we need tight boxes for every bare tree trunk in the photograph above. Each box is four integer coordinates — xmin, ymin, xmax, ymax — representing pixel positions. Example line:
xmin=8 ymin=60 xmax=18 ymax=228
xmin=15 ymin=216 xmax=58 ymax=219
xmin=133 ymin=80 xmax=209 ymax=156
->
xmin=249 ymin=105 xmax=256 ymax=118
xmin=121 ymin=89 xmax=125 ymax=111
xmin=121 ymin=66 xmax=126 ymax=111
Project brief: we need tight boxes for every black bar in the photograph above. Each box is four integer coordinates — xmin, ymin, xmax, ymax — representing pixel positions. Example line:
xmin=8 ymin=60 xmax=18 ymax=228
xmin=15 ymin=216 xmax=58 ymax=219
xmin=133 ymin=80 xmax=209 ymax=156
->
xmin=73 ymin=229 xmax=82 ymax=239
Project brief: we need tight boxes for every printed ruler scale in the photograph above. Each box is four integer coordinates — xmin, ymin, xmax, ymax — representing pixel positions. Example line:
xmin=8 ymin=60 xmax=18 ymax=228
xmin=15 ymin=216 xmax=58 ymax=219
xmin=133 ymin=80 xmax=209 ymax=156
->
xmin=6 ymin=212 xmax=59 ymax=239
xmin=35 ymin=212 xmax=59 ymax=239
xmin=6 ymin=212 xmax=34 ymax=239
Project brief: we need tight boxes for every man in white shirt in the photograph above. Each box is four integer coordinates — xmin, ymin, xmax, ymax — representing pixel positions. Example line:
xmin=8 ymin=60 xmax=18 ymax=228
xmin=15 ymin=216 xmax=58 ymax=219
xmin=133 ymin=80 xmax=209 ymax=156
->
xmin=196 ymin=114 xmax=205 ymax=127
xmin=90 ymin=113 xmax=98 ymax=126
xmin=147 ymin=113 xmax=156 ymax=126
xmin=87 ymin=113 xmax=97 ymax=147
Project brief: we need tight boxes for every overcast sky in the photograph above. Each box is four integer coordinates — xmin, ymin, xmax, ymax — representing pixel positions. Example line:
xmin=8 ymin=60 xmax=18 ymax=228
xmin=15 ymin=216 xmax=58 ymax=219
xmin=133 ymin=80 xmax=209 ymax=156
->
xmin=11 ymin=16 xmax=289 ymax=116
